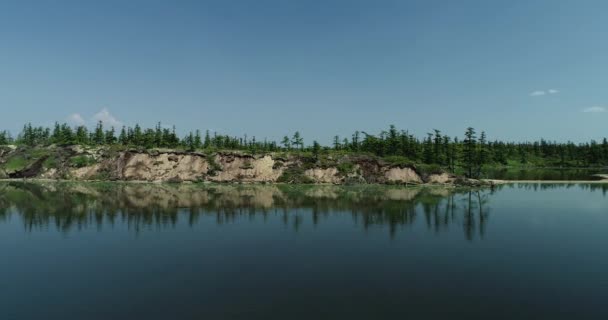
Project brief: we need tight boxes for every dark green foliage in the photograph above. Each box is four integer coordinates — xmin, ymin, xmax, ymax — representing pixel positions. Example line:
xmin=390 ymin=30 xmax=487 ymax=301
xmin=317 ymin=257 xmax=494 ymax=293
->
xmin=462 ymin=127 xmax=477 ymax=178
xmin=0 ymin=130 xmax=12 ymax=145
xmin=417 ymin=164 xmax=443 ymax=175
xmin=312 ymin=141 xmax=321 ymax=159
xmin=292 ymin=131 xmax=303 ymax=150
xmin=4 ymin=122 xmax=608 ymax=169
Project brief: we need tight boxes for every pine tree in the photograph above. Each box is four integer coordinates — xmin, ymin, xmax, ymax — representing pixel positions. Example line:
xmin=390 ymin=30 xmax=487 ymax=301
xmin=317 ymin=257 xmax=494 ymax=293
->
xmin=292 ymin=131 xmax=303 ymax=150
xmin=75 ymin=126 xmax=89 ymax=145
xmin=204 ymin=130 xmax=211 ymax=149
xmin=105 ymin=127 xmax=116 ymax=145
xmin=477 ymin=131 xmax=488 ymax=177
xmin=423 ymin=133 xmax=434 ymax=164
xmin=133 ymin=124 xmax=143 ymax=146
xmin=312 ymin=140 xmax=321 ymax=159
xmin=433 ymin=129 xmax=443 ymax=165
xmin=119 ymin=126 xmax=128 ymax=145
xmin=282 ymin=136 xmax=291 ymax=150
xmin=351 ymin=131 xmax=360 ymax=151
xmin=194 ymin=130 xmax=202 ymax=149
xmin=462 ymin=127 xmax=477 ymax=178
xmin=333 ymin=136 xmax=341 ymax=150
xmin=94 ymin=121 xmax=104 ymax=145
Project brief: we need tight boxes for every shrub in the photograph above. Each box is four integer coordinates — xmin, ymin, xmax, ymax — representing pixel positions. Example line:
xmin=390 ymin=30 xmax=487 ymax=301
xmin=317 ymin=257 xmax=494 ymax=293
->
xmin=336 ymin=162 xmax=355 ymax=175
xmin=277 ymin=166 xmax=315 ymax=184
xmin=382 ymin=156 xmax=415 ymax=167
xmin=70 ymin=155 xmax=96 ymax=168
xmin=43 ymin=156 xmax=58 ymax=169
xmin=206 ymin=155 xmax=222 ymax=175
xmin=417 ymin=164 xmax=444 ymax=175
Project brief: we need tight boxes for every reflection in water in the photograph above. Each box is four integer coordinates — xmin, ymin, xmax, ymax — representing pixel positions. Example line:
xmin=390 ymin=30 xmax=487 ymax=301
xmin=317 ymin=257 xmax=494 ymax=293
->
xmin=0 ymin=182 xmax=606 ymax=239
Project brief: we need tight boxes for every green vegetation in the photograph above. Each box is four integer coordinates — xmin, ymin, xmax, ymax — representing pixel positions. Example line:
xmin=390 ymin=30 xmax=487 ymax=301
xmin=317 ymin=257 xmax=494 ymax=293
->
xmin=0 ymin=130 xmax=11 ymax=145
xmin=4 ymin=156 xmax=27 ymax=173
xmin=2 ymin=122 xmax=608 ymax=178
xmin=277 ymin=166 xmax=315 ymax=184
xmin=42 ymin=156 xmax=59 ymax=169
xmin=70 ymin=155 xmax=96 ymax=168
xmin=205 ymin=155 xmax=222 ymax=176
xmin=336 ymin=162 xmax=355 ymax=175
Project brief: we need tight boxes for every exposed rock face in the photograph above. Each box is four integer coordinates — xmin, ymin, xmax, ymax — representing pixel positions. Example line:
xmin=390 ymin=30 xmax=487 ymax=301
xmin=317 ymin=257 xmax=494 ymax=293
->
xmin=427 ymin=173 xmax=452 ymax=184
xmin=384 ymin=167 xmax=423 ymax=184
xmin=0 ymin=146 xmax=458 ymax=185
xmin=70 ymin=163 xmax=102 ymax=180
xmin=304 ymin=168 xmax=341 ymax=184
xmin=121 ymin=153 xmax=208 ymax=182
xmin=209 ymin=154 xmax=283 ymax=183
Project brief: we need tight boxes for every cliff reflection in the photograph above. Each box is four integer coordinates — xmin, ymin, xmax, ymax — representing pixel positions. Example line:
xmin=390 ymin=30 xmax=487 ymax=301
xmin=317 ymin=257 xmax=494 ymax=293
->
xmin=0 ymin=182 xmax=505 ymax=239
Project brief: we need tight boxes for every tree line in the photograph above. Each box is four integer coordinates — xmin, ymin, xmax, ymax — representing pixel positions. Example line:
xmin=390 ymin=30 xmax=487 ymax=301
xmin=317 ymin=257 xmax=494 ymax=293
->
xmin=2 ymin=122 xmax=608 ymax=177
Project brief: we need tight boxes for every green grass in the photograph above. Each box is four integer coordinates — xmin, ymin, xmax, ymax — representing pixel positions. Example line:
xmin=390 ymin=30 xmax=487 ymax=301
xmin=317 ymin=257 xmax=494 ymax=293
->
xmin=70 ymin=155 xmax=96 ymax=168
xmin=42 ymin=156 xmax=59 ymax=169
xmin=4 ymin=156 xmax=27 ymax=172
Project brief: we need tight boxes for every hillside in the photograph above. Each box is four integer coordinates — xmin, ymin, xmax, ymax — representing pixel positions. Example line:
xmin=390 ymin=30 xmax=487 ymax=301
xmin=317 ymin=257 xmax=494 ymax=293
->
xmin=0 ymin=145 xmax=472 ymax=185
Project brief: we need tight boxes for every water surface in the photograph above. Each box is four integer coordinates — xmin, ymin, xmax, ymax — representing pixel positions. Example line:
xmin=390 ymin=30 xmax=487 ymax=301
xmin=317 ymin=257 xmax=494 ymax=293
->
xmin=1 ymin=182 xmax=607 ymax=319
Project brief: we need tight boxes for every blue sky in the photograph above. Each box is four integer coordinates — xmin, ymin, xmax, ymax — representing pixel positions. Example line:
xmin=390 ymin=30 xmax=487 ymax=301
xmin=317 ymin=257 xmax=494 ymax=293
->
xmin=1 ymin=0 xmax=607 ymax=143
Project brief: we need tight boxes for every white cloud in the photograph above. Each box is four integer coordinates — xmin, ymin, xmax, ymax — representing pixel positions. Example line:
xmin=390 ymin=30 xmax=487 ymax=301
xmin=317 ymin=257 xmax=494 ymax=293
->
xmin=92 ymin=108 xmax=122 ymax=127
xmin=67 ymin=113 xmax=86 ymax=126
xmin=65 ymin=108 xmax=123 ymax=127
xmin=530 ymin=89 xmax=559 ymax=97
xmin=583 ymin=106 xmax=606 ymax=113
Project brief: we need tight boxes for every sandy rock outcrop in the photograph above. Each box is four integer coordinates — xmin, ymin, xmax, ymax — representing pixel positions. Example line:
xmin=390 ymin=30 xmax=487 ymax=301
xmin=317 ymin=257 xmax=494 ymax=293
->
xmin=384 ymin=167 xmax=423 ymax=184
xmin=209 ymin=154 xmax=283 ymax=182
xmin=70 ymin=164 xmax=102 ymax=180
xmin=304 ymin=168 xmax=342 ymax=184
xmin=122 ymin=152 xmax=208 ymax=182
xmin=427 ymin=173 xmax=452 ymax=184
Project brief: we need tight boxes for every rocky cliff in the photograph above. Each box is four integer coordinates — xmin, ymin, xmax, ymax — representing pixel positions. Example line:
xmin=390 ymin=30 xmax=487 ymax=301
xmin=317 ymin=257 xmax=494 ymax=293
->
xmin=0 ymin=145 xmax=462 ymax=185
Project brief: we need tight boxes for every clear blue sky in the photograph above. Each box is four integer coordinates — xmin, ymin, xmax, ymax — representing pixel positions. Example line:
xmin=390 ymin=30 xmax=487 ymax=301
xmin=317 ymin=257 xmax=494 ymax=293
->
xmin=1 ymin=0 xmax=607 ymax=143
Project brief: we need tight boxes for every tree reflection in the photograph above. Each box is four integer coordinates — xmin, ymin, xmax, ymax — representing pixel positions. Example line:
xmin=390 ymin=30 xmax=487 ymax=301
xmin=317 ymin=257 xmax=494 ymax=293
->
xmin=5 ymin=181 xmax=595 ymax=239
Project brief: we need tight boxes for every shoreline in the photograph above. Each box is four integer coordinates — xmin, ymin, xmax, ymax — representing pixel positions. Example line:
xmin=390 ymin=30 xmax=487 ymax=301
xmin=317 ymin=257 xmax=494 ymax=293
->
xmin=1 ymin=178 xmax=607 ymax=185
xmin=485 ymin=180 xmax=608 ymax=184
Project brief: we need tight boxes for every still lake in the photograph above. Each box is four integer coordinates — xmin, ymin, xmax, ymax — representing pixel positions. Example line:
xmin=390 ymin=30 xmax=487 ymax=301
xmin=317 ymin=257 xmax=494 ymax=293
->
xmin=1 ymin=182 xmax=607 ymax=319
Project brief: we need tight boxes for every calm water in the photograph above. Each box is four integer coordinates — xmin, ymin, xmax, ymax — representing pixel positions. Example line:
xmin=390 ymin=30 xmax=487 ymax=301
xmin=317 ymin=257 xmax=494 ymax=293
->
xmin=1 ymin=182 xmax=608 ymax=319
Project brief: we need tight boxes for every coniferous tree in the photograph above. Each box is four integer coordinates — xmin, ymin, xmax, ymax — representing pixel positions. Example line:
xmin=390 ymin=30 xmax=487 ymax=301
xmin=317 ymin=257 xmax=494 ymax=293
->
xmin=194 ymin=130 xmax=202 ymax=149
xmin=204 ymin=130 xmax=211 ymax=149
xmin=119 ymin=126 xmax=128 ymax=145
xmin=282 ymin=136 xmax=291 ymax=150
xmin=462 ymin=127 xmax=477 ymax=178
xmin=292 ymin=132 xmax=303 ymax=150
xmin=423 ymin=133 xmax=434 ymax=164
xmin=94 ymin=121 xmax=104 ymax=145
xmin=477 ymin=131 xmax=488 ymax=177
xmin=312 ymin=141 xmax=321 ymax=159
xmin=351 ymin=131 xmax=360 ymax=151
xmin=75 ymin=126 xmax=89 ymax=145
xmin=105 ymin=127 xmax=116 ymax=145
xmin=333 ymin=136 xmax=341 ymax=150
xmin=433 ymin=129 xmax=443 ymax=165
